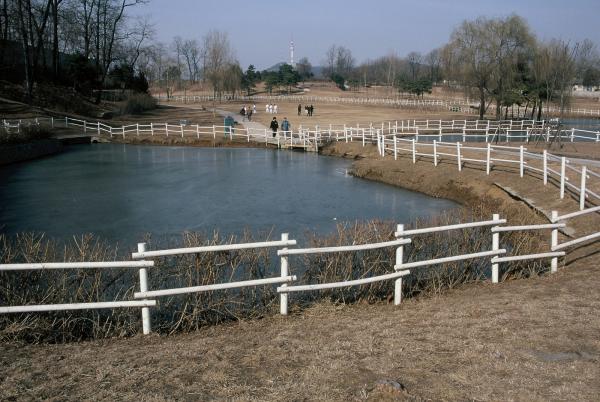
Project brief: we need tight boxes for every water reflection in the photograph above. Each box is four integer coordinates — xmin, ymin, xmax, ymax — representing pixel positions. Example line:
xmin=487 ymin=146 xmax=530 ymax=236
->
xmin=0 ymin=144 xmax=457 ymax=243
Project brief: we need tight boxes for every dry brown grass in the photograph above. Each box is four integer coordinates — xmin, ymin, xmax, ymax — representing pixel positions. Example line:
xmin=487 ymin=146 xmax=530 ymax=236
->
xmin=0 ymin=254 xmax=598 ymax=401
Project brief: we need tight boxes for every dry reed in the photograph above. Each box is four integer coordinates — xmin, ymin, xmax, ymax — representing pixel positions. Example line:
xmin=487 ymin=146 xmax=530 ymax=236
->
xmin=0 ymin=200 xmax=548 ymax=343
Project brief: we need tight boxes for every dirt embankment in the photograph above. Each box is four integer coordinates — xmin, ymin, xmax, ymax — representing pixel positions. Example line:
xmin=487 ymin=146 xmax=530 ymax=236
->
xmin=0 ymin=139 xmax=63 ymax=165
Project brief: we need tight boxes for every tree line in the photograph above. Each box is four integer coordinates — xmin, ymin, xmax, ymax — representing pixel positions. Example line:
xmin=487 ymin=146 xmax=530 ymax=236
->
xmin=2 ymin=5 xmax=599 ymax=120
xmin=2 ymin=0 xmax=154 ymax=102
xmin=321 ymin=14 xmax=600 ymax=119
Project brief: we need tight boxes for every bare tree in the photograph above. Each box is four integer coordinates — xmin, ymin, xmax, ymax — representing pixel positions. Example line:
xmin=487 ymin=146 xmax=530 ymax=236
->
xmin=406 ymin=51 xmax=422 ymax=80
xmin=336 ymin=46 xmax=354 ymax=76
xmin=533 ymin=39 xmax=579 ymax=119
xmin=180 ymin=38 xmax=201 ymax=82
xmin=425 ymin=48 xmax=442 ymax=83
xmin=323 ymin=44 xmax=354 ymax=78
xmin=324 ymin=45 xmax=337 ymax=77
xmin=296 ymin=56 xmax=312 ymax=81
xmin=202 ymin=30 xmax=236 ymax=98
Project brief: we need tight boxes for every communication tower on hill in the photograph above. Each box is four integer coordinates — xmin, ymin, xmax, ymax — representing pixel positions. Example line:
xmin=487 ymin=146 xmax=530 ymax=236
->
xmin=290 ymin=40 xmax=295 ymax=68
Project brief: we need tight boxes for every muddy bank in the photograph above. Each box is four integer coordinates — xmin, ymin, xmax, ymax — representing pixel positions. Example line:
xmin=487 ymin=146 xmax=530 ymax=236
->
xmin=108 ymin=134 xmax=276 ymax=149
xmin=320 ymin=141 xmax=600 ymax=241
xmin=0 ymin=139 xmax=63 ymax=165
xmin=321 ymin=141 xmax=521 ymax=207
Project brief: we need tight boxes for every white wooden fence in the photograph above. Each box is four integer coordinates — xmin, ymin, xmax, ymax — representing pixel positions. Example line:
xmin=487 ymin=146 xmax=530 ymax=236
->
xmin=375 ymin=135 xmax=600 ymax=211
xmin=156 ymin=93 xmax=600 ymax=117
xmin=3 ymin=116 xmax=599 ymax=145
xmin=3 ymin=205 xmax=597 ymax=335
xmin=0 ymin=261 xmax=156 ymax=333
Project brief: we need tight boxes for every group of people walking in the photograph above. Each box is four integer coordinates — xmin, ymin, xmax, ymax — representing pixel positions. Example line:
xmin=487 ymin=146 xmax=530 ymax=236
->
xmin=298 ymin=104 xmax=315 ymax=116
xmin=239 ymin=104 xmax=256 ymax=121
xmin=237 ymin=102 xmax=319 ymax=138
xmin=265 ymin=104 xmax=278 ymax=114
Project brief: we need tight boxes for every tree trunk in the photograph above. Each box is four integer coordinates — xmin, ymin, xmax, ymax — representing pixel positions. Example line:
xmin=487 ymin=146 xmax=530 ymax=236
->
xmin=478 ymin=85 xmax=485 ymax=119
xmin=537 ymin=100 xmax=543 ymax=120
xmin=52 ymin=0 xmax=59 ymax=79
xmin=17 ymin=0 xmax=33 ymax=101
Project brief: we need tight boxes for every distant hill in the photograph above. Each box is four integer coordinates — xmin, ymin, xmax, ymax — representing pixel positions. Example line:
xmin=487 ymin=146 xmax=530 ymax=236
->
xmin=263 ymin=62 xmax=326 ymax=78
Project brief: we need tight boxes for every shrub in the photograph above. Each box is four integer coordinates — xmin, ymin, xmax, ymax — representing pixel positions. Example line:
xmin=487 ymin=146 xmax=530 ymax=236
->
xmin=120 ymin=93 xmax=157 ymax=115
xmin=0 ymin=124 xmax=52 ymax=145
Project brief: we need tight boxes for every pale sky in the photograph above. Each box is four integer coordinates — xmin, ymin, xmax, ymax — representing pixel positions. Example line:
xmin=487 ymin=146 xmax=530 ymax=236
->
xmin=130 ymin=0 xmax=600 ymax=70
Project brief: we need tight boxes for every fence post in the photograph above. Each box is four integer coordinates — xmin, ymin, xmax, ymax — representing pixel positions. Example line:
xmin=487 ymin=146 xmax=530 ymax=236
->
xmin=51 ymin=117 xmax=54 ymax=128
xmin=265 ymin=129 xmax=268 ymax=145
xmin=543 ymin=150 xmax=547 ymax=185
xmin=166 ymin=124 xmax=169 ymax=137
xmin=412 ymin=139 xmax=416 ymax=163
xmin=560 ymin=157 xmax=566 ymax=199
xmin=280 ymin=233 xmax=289 ymax=315
xmin=212 ymin=125 xmax=216 ymax=139
xmin=519 ymin=145 xmax=524 ymax=177
xmin=84 ymin=120 xmax=87 ymax=133
xmin=433 ymin=140 xmax=438 ymax=166
xmin=393 ymin=135 xmax=397 ymax=160
xmin=580 ymin=166 xmax=587 ymax=210
xmin=65 ymin=116 xmax=68 ymax=127
xmin=551 ymin=211 xmax=558 ymax=273
xmin=362 ymin=129 xmax=365 ymax=147
xmin=196 ymin=125 xmax=200 ymax=139
xmin=491 ymin=214 xmax=500 ymax=283
xmin=571 ymin=128 xmax=575 ymax=142
xmin=137 ymin=242 xmax=152 ymax=335
xmin=486 ymin=143 xmax=491 ymax=175
xmin=136 ymin=123 xmax=140 ymax=136
xmin=97 ymin=122 xmax=100 ymax=135
xmin=394 ymin=224 xmax=404 ymax=305
xmin=456 ymin=142 xmax=462 ymax=172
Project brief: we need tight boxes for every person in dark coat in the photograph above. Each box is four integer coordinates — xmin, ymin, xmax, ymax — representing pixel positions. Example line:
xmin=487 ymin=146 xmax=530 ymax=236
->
xmin=270 ymin=117 xmax=279 ymax=137
xmin=297 ymin=104 xmax=302 ymax=116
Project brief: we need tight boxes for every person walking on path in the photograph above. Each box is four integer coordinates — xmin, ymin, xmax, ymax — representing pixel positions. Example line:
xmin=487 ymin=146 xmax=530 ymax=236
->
xmin=248 ymin=109 xmax=253 ymax=121
xmin=297 ymin=104 xmax=302 ymax=116
xmin=270 ymin=117 xmax=279 ymax=137
xmin=253 ymin=104 xmax=257 ymax=114
xmin=274 ymin=104 xmax=278 ymax=114
xmin=309 ymin=105 xmax=314 ymax=116
xmin=266 ymin=104 xmax=270 ymax=113
xmin=281 ymin=117 xmax=290 ymax=135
